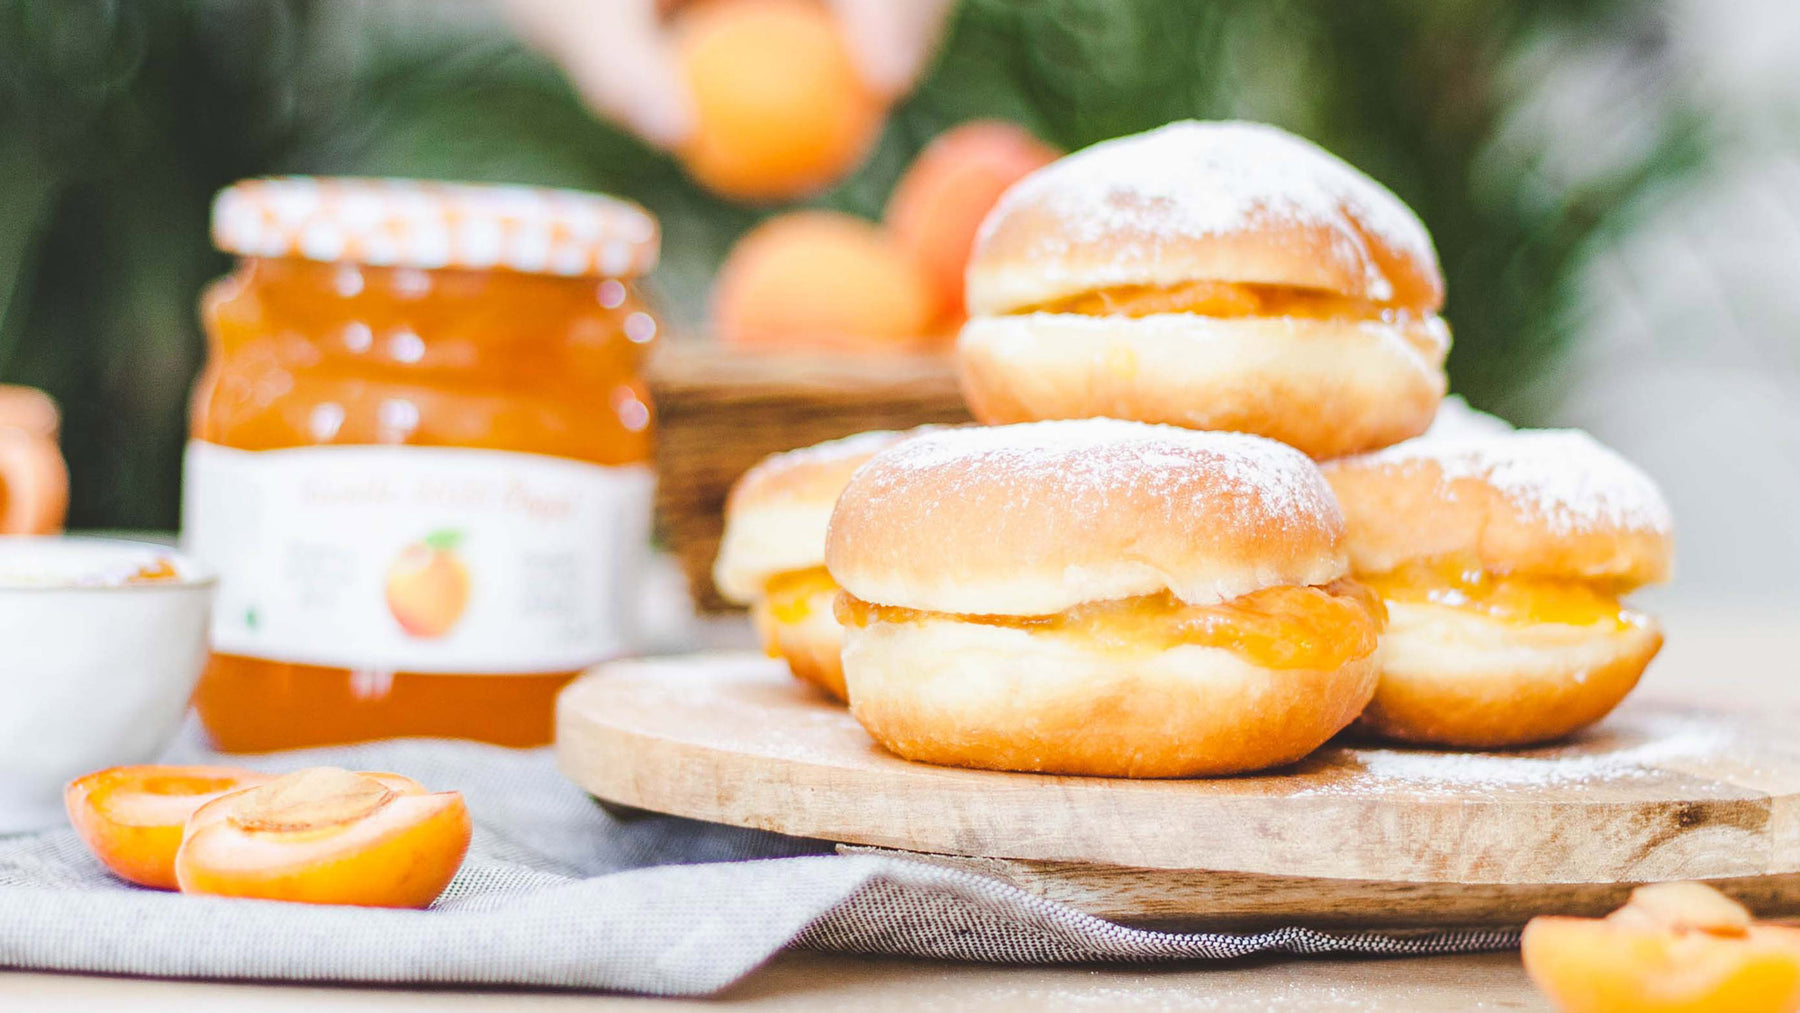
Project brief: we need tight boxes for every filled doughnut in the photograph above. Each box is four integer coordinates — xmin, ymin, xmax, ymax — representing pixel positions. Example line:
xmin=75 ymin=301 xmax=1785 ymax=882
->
xmin=824 ymin=419 xmax=1383 ymax=777
xmin=713 ymin=429 xmax=923 ymax=700
xmin=1323 ymin=429 xmax=1674 ymax=748
xmin=957 ymin=120 xmax=1450 ymax=459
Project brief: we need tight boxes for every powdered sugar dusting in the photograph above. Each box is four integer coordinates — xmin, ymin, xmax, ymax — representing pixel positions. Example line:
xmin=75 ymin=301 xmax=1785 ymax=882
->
xmin=981 ymin=121 xmax=1437 ymax=303
xmin=734 ymin=427 xmax=933 ymax=503
xmin=1421 ymin=394 xmax=1514 ymax=440
xmin=603 ymin=656 xmax=861 ymax=765
xmin=873 ymin=418 xmax=1327 ymax=514
xmin=851 ymin=419 xmax=1341 ymax=559
xmin=1294 ymin=713 xmax=1731 ymax=798
xmin=756 ymin=428 xmax=916 ymax=475
xmin=1365 ymin=429 xmax=1673 ymax=537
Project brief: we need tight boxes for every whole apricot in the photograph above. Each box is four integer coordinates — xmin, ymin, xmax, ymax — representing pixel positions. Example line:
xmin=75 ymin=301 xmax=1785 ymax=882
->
xmin=885 ymin=121 xmax=1060 ymax=321
xmin=712 ymin=210 xmax=937 ymax=351
xmin=674 ymin=0 xmax=885 ymax=202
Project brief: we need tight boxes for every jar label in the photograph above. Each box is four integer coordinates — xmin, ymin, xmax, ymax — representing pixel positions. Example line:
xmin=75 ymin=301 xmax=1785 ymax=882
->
xmin=181 ymin=441 xmax=653 ymax=674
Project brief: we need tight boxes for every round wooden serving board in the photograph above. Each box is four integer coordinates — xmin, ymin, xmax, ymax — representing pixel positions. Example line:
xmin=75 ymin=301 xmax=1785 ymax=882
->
xmin=556 ymin=652 xmax=1800 ymax=929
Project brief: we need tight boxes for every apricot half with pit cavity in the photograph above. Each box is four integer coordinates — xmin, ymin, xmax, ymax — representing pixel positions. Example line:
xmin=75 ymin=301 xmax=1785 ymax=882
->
xmin=66 ymin=765 xmax=270 ymax=889
xmin=1523 ymin=882 xmax=1800 ymax=1013
xmin=174 ymin=767 xmax=471 ymax=908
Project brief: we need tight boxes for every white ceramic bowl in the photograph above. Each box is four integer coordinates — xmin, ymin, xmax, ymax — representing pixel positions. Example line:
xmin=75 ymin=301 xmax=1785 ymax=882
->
xmin=0 ymin=537 xmax=214 ymax=833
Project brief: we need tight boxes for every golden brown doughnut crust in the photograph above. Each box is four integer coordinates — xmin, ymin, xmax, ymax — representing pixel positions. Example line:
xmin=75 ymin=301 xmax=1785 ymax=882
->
xmin=783 ymin=643 xmax=846 ymax=701
xmin=841 ymin=616 xmax=1379 ymax=777
xmin=1355 ymin=617 xmax=1662 ymax=748
xmin=714 ymin=429 xmax=925 ymax=603
xmin=1322 ymin=430 xmax=1674 ymax=587
xmin=957 ymin=313 xmax=1448 ymax=460
xmin=966 ymin=121 xmax=1444 ymax=316
xmin=725 ymin=429 xmax=918 ymax=516
xmin=751 ymin=597 xmax=847 ymax=701
xmin=825 ymin=419 xmax=1348 ymax=615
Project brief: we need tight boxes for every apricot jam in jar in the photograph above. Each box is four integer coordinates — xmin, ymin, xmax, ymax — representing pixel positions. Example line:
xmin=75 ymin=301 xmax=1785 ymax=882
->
xmin=184 ymin=178 xmax=661 ymax=750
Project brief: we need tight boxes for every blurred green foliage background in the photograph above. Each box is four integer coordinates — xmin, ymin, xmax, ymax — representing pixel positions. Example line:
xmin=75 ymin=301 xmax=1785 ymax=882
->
xmin=0 ymin=0 xmax=1702 ymax=528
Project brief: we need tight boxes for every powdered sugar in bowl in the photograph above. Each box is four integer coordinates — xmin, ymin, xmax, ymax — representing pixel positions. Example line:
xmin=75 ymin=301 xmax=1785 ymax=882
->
xmin=0 ymin=537 xmax=214 ymax=833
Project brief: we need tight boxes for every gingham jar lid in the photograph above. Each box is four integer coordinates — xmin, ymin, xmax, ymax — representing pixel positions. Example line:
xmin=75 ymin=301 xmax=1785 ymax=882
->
xmin=211 ymin=177 xmax=660 ymax=277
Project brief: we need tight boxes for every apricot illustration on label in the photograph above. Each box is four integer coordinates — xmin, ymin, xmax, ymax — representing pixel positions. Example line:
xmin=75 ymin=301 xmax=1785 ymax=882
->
xmin=386 ymin=529 xmax=470 ymax=638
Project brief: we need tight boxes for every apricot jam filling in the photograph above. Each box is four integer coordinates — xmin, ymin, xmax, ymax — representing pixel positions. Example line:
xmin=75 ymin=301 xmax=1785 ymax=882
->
xmin=126 ymin=558 xmax=180 ymax=584
xmin=1362 ymin=558 xmax=1645 ymax=631
xmin=835 ymin=579 xmax=1384 ymax=670
xmin=1019 ymin=280 xmax=1424 ymax=322
xmin=762 ymin=566 xmax=841 ymax=624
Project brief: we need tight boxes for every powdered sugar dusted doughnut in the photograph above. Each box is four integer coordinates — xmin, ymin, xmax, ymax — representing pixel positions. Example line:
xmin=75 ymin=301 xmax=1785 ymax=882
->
xmin=714 ymin=427 xmax=938 ymax=702
xmin=1323 ymin=429 xmax=1673 ymax=584
xmin=826 ymin=418 xmax=1347 ymax=616
xmin=824 ymin=418 xmax=1382 ymax=777
xmin=1324 ymin=429 xmax=1673 ymax=749
xmin=714 ymin=428 xmax=926 ymax=602
xmin=956 ymin=121 xmax=1449 ymax=459
xmin=966 ymin=120 xmax=1442 ymax=316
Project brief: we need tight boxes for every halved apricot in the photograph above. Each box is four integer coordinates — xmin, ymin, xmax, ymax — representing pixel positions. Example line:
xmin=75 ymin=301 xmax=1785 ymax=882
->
xmin=65 ymin=765 xmax=270 ymax=889
xmin=173 ymin=767 xmax=471 ymax=908
xmin=1523 ymin=882 xmax=1800 ymax=1013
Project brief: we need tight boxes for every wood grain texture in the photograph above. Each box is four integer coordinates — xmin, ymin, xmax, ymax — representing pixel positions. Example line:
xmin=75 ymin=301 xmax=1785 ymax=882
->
xmin=834 ymin=847 xmax=1800 ymax=930
xmin=555 ymin=652 xmax=1800 ymax=917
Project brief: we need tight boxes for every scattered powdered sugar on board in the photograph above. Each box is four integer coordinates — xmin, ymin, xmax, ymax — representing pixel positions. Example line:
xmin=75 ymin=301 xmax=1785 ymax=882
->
xmin=1294 ymin=713 xmax=1732 ymax=798
xmin=853 ymin=418 xmax=1338 ymax=536
xmin=602 ymin=657 xmax=860 ymax=764
xmin=981 ymin=120 xmax=1437 ymax=302
xmin=1364 ymin=428 xmax=1673 ymax=536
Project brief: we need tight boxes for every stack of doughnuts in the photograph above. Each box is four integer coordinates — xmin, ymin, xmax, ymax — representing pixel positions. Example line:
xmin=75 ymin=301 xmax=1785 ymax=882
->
xmin=712 ymin=119 xmax=1672 ymax=776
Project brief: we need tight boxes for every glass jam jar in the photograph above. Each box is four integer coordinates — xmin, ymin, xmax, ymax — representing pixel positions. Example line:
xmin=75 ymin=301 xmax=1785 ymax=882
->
xmin=184 ymin=178 xmax=661 ymax=750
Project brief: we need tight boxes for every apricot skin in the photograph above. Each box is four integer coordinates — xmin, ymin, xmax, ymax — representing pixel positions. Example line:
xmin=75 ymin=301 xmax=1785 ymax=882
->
xmin=712 ymin=211 xmax=937 ymax=351
xmin=885 ymin=121 xmax=1060 ymax=321
xmin=1523 ymin=915 xmax=1800 ymax=1013
xmin=174 ymin=769 xmax=471 ymax=909
xmin=675 ymin=0 xmax=884 ymax=201
xmin=65 ymin=765 xmax=269 ymax=890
